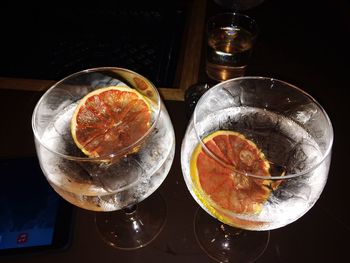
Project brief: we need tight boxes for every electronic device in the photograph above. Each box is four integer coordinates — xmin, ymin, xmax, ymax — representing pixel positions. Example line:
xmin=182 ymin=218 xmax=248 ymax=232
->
xmin=0 ymin=156 xmax=74 ymax=257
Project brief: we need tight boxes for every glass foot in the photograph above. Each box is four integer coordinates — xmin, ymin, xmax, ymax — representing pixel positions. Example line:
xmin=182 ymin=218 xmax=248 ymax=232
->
xmin=194 ymin=208 xmax=270 ymax=263
xmin=95 ymin=191 xmax=166 ymax=250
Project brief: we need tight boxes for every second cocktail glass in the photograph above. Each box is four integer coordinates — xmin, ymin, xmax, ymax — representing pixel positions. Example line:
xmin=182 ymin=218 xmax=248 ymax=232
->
xmin=32 ymin=67 xmax=175 ymax=250
xmin=181 ymin=77 xmax=333 ymax=262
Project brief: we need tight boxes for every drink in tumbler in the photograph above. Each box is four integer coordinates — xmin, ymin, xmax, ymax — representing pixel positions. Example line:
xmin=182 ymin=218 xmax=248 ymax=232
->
xmin=206 ymin=13 xmax=258 ymax=82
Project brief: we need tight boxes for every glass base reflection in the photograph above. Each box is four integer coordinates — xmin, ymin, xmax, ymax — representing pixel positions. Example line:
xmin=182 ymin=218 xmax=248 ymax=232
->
xmin=194 ymin=208 xmax=270 ymax=263
xmin=95 ymin=191 xmax=166 ymax=250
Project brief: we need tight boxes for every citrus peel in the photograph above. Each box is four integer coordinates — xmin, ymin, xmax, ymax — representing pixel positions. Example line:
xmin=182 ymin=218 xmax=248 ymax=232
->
xmin=190 ymin=130 xmax=280 ymax=227
xmin=71 ymin=86 xmax=151 ymax=158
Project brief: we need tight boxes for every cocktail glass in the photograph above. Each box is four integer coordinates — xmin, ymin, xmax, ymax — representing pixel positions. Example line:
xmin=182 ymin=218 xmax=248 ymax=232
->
xmin=181 ymin=77 xmax=333 ymax=262
xmin=32 ymin=67 xmax=175 ymax=250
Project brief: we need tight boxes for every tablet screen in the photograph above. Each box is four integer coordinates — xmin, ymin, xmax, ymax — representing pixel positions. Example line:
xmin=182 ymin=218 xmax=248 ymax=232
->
xmin=0 ymin=157 xmax=74 ymax=254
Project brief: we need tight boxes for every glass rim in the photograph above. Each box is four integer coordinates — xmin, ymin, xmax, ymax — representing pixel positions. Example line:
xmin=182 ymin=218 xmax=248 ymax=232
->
xmin=193 ymin=76 xmax=334 ymax=179
xmin=207 ymin=12 xmax=259 ymax=37
xmin=32 ymin=67 xmax=161 ymax=162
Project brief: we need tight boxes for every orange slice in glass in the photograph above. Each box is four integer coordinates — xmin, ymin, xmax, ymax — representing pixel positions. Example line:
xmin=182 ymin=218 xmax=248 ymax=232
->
xmin=71 ymin=86 xmax=151 ymax=158
xmin=190 ymin=130 xmax=279 ymax=227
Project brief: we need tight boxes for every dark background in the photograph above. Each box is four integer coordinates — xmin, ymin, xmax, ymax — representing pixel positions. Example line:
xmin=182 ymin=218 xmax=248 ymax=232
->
xmin=1 ymin=0 xmax=350 ymax=262
xmin=0 ymin=1 xmax=188 ymax=87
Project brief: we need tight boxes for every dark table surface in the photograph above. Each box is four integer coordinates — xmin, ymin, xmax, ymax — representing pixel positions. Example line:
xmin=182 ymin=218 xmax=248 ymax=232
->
xmin=1 ymin=0 xmax=350 ymax=262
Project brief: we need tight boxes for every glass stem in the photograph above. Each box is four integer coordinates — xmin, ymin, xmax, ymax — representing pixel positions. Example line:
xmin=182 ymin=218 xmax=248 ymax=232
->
xmin=123 ymin=204 xmax=138 ymax=215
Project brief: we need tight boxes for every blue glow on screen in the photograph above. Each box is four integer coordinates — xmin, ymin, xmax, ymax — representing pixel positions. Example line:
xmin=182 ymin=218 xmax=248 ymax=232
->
xmin=0 ymin=193 xmax=59 ymax=250
xmin=0 ymin=158 xmax=60 ymax=250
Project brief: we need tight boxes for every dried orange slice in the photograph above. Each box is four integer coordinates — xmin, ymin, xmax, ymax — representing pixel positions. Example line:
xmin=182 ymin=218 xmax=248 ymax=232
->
xmin=71 ymin=86 xmax=151 ymax=158
xmin=190 ymin=130 xmax=278 ymax=227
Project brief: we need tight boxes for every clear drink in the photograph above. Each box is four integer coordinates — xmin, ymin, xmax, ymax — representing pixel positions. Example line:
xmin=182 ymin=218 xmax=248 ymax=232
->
xmin=37 ymin=102 xmax=175 ymax=211
xmin=206 ymin=26 xmax=253 ymax=81
xmin=181 ymin=106 xmax=329 ymax=230
xmin=32 ymin=67 xmax=176 ymax=249
xmin=205 ymin=13 xmax=258 ymax=82
xmin=181 ymin=73 xmax=332 ymax=262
